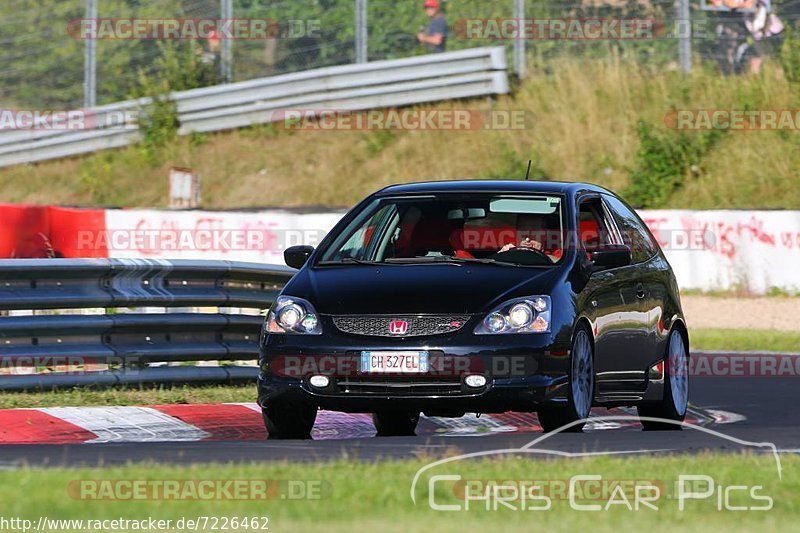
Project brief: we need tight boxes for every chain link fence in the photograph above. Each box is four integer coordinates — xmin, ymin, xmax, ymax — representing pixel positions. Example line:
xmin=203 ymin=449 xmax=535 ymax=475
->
xmin=2 ymin=0 xmax=800 ymax=110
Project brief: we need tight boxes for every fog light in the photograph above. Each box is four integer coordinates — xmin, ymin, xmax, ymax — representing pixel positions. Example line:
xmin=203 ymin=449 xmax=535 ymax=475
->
xmin=486 ymin=313 xmax=507 ymax=333
xmin=309 ymin=375 xmax=330 ymax=388
xmin=465 ymin=375 xmax=487 ymax=388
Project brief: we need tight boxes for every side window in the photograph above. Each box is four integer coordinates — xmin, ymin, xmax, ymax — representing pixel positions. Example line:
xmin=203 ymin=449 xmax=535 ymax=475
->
xmin=329 ymin=204 xmax=396 ymax=261
xmin=577 ymin=198 xmax=618 ymax=252
xmin=603 ymin=195 xmax=658 ymax=264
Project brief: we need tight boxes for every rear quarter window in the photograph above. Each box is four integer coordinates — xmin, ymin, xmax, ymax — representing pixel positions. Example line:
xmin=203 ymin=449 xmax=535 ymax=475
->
xmin=603 ymin=195 xmax=659 ymax=263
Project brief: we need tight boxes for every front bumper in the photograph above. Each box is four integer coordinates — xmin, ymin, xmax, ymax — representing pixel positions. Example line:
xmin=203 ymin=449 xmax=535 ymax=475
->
xmin=258 ymin=373 xmax=571 ymax=414
xmin=258 ymin=324 xmax=573 ymax=414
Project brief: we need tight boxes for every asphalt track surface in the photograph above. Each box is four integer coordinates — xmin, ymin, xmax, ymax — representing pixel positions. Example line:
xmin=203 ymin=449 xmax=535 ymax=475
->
xmin=0 ymin=374 xmax=797 ymax=468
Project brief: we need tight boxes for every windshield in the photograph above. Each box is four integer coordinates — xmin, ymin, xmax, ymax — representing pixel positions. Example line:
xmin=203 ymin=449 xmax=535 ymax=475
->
xmin=319 ymin=193 xmax=565 ymax=267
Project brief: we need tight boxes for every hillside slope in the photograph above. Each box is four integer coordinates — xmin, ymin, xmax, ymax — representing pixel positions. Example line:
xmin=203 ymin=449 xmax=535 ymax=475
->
xmin=1 ymin=58 xmax=798 ymax=209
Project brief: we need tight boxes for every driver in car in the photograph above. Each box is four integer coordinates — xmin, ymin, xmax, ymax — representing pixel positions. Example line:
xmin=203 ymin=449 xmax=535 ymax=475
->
xmin=497 ymin=214 xmax=562 ymax=261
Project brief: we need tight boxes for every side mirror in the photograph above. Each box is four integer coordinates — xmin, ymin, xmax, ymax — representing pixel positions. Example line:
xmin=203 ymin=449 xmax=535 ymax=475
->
xmin=284 ymin=245 xmax=315 ymax=270
xmin=590 ymin=245 xmax=631 ymax=270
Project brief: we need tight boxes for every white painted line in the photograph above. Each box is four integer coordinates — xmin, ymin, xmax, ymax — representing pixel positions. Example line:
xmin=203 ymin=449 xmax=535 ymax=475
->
xmin=423 ymin=413 xmax=517 ymax=437
xmin=40 ymin=406 xmax=210 ymax=443
xmin=704 ymin=409 xmax=748 ymax=425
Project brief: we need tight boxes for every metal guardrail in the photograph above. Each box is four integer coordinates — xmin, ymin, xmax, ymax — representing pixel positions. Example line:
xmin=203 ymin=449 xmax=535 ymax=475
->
xmin=0 ymin=47 xmax=509 ymax=168
xmin=0 ymin=259 xmax=294 ymax=391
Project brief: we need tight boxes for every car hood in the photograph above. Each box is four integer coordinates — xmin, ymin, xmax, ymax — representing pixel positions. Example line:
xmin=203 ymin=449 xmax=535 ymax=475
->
xmin=287 ymin=264 xmax=563 ymax=315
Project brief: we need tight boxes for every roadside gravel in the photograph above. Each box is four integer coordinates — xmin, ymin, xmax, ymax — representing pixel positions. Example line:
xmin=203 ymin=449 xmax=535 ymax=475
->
xmin=682 ymin=296 xmax=800 ymax=332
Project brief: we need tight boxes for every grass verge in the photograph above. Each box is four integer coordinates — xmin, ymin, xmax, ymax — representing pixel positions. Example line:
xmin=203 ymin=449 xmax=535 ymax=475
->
xmin=0 ymin=454 xmax=795 ymax=532
xmin=690 ymin=328 xmax=800 ymax=353
xmin=0 ymin=384 xmax=255 ymax=410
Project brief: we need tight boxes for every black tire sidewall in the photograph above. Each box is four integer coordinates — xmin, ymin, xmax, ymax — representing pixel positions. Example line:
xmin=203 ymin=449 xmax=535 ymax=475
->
xmin=373 ymin=411 xmax=420 ymax=436
xmin=539 ymin=323 xmax=595 ymax=433
xmin=262 ymin=403 xmax=317 ymax=439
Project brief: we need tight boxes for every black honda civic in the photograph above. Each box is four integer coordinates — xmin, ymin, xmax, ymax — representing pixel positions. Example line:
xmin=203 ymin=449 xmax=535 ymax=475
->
xmin=258 ymin=180 xmax=689 ymax=438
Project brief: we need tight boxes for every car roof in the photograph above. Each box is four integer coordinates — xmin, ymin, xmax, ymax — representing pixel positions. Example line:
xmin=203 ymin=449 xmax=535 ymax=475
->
xmin=375 ymin=179 xmax=613 ymax=198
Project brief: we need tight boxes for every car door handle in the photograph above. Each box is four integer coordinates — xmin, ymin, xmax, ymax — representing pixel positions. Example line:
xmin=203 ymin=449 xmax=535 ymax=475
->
xmin=635 ymin=284 xmax=646 ymax=299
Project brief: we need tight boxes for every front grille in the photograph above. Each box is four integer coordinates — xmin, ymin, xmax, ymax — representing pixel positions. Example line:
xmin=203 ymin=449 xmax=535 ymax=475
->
xmin=331 ymin=315 xmax=471 ymax=338
xmin=336 ymin=377 xmax=465 ymax=396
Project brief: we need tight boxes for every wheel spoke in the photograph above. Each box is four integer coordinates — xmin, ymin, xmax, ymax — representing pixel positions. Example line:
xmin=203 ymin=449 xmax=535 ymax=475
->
xmin=669 ymin=331 xmax=688 ymax=416
xmin=571 ymin=330 xmax=593 ymax=419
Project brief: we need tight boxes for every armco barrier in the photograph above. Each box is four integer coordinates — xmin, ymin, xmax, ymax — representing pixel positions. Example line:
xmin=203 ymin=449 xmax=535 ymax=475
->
xmin=0 ymin=47 xmax=509 ymax=168
xmin=0 ymin=259 xmax=293 ymax=390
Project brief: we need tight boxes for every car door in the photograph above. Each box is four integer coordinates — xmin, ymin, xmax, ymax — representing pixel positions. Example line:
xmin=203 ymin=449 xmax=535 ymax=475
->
xmin=603 ymin=194 xmax=667 ymax=373
xmin=577 ymin=195 xmax=650 ymax=395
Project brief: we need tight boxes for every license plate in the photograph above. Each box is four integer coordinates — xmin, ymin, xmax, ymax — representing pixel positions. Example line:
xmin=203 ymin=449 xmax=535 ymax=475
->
xmin=360 ymin=351 xmax=429 ymax=374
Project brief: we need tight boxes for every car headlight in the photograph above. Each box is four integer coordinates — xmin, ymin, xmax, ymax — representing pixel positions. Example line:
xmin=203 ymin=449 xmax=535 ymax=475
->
xmin=474 ymin=296 xmax=551 ymax=334
xmin=266 ymin=296 xmax=322 ymax=335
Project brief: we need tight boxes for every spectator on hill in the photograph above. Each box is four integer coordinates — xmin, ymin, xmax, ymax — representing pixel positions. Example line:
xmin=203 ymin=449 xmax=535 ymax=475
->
xmin=417 ymin=0 xmax=447 ymax=53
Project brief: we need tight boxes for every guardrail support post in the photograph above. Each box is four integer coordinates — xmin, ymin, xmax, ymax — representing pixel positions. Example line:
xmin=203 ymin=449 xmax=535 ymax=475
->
xmin=513 ymin=0 xmax=526 ymax=79
xmin=221 ymin=0 xmax=234 ymax=82
xmin=83 ymin=0 xmax=97 ymax=108
xmin=355 ymin=0 xmax=368 ymax=63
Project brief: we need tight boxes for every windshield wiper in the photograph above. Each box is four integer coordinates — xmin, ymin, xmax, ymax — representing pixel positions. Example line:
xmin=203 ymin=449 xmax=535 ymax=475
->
xmin=383 ymin=256 xmax=504 ymax=266
xmin=440 ymin=256 xmax=503 ymax=265
xmin=446 ymin=255 xmax=551 ymax=267
xmin=319 ymin=258 xmax=377 ymax=266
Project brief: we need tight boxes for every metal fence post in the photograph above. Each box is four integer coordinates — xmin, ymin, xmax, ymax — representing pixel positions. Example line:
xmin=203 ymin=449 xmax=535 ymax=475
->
xmin=514 ymin=0 xmax=526 ymax=78
xmin=221 ymin=0 xmax=234 ymax=82
xmin=84 ymin=0 xmax=97 ymax=108
xmin=355 ymin=0 xmax=368 ymax=63
xmin=678 ymin=0 xmax=692 ymax=74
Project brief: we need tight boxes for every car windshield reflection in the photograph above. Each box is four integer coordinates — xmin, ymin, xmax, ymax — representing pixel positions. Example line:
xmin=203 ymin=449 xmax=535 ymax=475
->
xmin=318 ymin=193 xmax=566 ymax=267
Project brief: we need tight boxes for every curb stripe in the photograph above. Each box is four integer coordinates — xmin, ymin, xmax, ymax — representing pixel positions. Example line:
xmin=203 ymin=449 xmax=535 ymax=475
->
xmin=39 ymin=407 xmax=210 ymax=443
xmin=0 ymin=409 xmax=96 ymax=444
xmin=422 ymin=414 xmax=517 ymax=437
xmin=311 ymin=412 xmax=375 ymax=440
xmin=153 ymin=404 xmax=265 ymax=441
xmin=0 ymin=404 xmax=743 ymax=445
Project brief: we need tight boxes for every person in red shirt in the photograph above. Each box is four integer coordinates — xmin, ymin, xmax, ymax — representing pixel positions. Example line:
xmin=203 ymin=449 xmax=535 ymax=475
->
xmin=417 ymin=0 xmax=448 ymax=53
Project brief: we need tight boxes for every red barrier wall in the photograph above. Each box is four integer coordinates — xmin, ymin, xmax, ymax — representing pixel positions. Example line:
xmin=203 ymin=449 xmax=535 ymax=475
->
xmin=0 ymin=204 xmax=51 ymax=258
xmin=49 ymin=206 xmax=108 ymax=258
xmin=0 ymin=204 xmax=107 ymax=258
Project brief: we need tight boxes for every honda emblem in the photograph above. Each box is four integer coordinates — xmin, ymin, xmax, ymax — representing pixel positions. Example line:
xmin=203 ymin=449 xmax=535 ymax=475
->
xmin=388 ymin=320 xmax=409 ymax=335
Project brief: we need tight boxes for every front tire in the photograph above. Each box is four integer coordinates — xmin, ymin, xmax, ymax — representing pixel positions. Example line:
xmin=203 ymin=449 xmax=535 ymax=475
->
xmin=262 ymin=402 xmax=317 ymax=439
xmin=638 ymin=329 xmax=689 ymax=431
xmin=538 ymin=324 xmax=595 ymax=433
xmin=373 ymin=411 xmax=420 ymax=436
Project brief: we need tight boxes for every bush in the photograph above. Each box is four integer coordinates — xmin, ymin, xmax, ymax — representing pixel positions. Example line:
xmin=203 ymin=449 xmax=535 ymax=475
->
xmin=624 ymin=119 xmax=724 ymax=208
xmin=132 ymin=43 xmax=216 ymax=164
xmin=780 ymin=24 xmax=800 ymax=83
